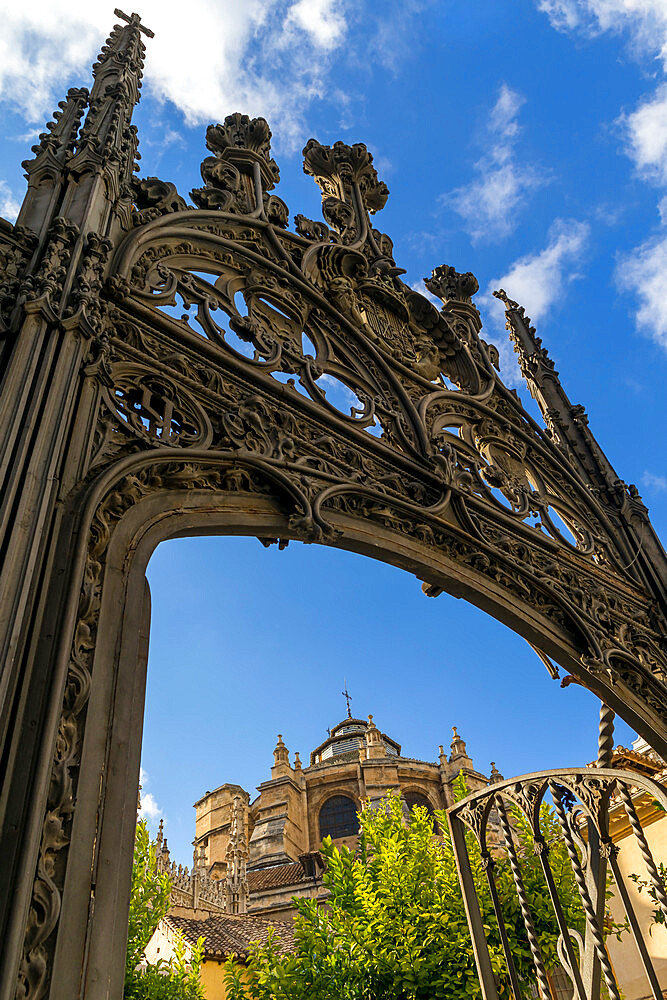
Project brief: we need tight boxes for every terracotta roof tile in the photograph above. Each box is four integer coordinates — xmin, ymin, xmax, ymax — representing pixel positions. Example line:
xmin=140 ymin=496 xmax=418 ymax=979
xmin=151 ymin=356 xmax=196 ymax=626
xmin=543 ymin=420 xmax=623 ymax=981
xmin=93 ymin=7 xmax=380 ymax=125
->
xmin=247 ymin=861 xmax=310 ymax=892
xmin=165 ymin=913 xmax=295 ymax=960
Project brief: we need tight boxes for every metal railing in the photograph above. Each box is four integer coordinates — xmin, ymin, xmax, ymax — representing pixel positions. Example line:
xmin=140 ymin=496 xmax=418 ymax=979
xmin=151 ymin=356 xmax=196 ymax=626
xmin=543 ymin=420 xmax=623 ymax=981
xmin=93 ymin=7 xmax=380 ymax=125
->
xmin=448 ymin=765 xmax=667 ymax=1000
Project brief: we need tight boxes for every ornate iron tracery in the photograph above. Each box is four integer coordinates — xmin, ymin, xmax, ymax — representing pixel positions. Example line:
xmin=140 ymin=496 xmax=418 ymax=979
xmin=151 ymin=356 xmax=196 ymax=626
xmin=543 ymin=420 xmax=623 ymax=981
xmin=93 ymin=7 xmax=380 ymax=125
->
xmin=0 ymin=10 xmax=665 ymax=1000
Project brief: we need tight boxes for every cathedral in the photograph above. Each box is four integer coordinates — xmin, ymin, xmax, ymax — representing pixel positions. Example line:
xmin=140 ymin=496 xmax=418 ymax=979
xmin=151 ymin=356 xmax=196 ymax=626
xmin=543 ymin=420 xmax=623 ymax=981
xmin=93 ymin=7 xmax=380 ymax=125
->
xmin=155 ymin=709 xmax=493 ymax=922
xmin=147 ymin=717 xmax=667 ymax=1000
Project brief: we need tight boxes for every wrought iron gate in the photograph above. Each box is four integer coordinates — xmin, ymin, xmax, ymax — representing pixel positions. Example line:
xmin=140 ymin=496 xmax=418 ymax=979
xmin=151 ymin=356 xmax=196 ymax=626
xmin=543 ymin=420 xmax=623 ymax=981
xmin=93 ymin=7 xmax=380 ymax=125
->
xmin=449 ymin=710 xmax=667 ymax=1000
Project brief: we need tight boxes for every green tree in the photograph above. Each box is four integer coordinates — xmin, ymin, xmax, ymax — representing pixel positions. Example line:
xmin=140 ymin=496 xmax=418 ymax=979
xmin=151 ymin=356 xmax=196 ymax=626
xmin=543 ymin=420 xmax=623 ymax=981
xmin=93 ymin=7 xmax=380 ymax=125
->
xmin=124 ymin=819 xmax=205 ymax=1000
xmin=224 ymin=790 xmax=589 ymax=1000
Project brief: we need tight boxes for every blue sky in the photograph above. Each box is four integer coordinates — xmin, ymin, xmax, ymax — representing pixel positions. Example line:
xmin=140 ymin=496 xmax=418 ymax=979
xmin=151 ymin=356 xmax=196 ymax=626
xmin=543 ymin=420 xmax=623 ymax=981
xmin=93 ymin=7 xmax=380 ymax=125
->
xmin=1 ymin=0 xmax=666 ymax=864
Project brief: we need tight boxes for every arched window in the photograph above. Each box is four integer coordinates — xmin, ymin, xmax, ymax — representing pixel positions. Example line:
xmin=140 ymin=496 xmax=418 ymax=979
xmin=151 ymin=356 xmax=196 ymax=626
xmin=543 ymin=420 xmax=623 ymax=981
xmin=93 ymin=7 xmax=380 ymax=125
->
xmin=403 ymin=791 xmax=438 ymax=829
xmin=319 ymin=795 xmax=359 ymax=840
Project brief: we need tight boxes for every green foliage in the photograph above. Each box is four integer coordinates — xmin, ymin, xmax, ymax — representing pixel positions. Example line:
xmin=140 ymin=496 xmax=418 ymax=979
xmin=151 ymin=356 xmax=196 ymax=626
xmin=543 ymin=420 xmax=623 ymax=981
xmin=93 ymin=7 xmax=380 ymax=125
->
xmin=224 ymin=790 xmax=589 ymax=1000
xmin=124 ymin=819 xmax=205 ymax=1000
xmin=125 ymin=820 xmax=172 ymax=977
xmin=628 ymin=862 xmax=667 ymax=929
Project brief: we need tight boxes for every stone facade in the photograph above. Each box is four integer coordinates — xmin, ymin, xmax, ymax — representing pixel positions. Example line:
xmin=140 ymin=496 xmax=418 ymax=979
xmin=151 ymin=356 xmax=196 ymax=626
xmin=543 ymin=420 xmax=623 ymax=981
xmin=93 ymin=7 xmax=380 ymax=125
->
xmin=189 ymin=712 xmax=491 ymax=919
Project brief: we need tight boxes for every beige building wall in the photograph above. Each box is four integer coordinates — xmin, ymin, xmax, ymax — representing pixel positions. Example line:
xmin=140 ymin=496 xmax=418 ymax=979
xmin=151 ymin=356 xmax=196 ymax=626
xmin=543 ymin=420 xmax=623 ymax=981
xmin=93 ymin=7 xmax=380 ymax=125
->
xmin=194 ymin=784 xmax=250 ymax=879
xmin=200 ymin=958 xmax=248 ymax=1000
xmin=144 ymin=919 xmax=249 ymax=1000
xmin=606 ymin=807 xmax=667 ymax=1000
xmin=143 ymin=917 xmax=188 ymax=967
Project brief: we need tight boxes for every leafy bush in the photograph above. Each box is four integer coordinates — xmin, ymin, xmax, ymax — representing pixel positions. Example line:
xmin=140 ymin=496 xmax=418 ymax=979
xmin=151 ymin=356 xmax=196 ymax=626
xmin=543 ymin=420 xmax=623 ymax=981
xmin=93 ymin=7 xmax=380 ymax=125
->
xmin=124 ymin=819 xmax=204 ymax=1000
xmin=224 ymin=788 xmax=587 ymax=1000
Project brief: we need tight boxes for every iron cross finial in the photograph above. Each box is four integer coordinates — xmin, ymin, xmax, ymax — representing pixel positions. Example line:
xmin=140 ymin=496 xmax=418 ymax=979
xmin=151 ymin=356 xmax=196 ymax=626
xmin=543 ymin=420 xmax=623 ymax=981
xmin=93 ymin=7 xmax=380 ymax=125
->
xmin=342 ymin=680 xmax=352 ymax=718
xmin=114 ymin=8 xmax=155 ymax=38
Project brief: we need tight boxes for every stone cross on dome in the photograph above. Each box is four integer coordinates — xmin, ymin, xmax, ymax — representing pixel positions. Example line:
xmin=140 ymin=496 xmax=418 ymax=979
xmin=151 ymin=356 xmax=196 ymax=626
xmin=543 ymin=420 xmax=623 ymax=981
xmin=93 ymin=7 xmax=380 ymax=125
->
xmin=342 ymin=680 xmax=352 ymax=718
xmin=113 ymin=8 xmax=155 ymax=37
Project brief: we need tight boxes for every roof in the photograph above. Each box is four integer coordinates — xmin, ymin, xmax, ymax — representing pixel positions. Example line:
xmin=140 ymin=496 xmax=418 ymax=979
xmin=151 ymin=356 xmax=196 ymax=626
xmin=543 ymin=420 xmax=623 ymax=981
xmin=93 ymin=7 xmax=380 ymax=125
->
xmin=586 ymin=745 xmax=666 ymax=777
xmin=245 ymin=853 xmax=325 ymax=892
xmin=247 ymin=860 xmax=311 ymax=892
xmin=611 ymin=746 xmax=664 ymax=774
xmin=165 ymin=912 xmax=295 ymax=960
xmin=193 ymin=782 xmax=249 ymax=808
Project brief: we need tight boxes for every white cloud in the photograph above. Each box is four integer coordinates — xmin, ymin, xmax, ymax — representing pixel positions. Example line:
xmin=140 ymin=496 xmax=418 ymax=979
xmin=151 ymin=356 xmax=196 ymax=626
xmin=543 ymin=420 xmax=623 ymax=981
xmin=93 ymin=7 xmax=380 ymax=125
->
xmin=286 ymin=0 xmax=346 ymax=49
xmin=0 ymin=1 xmax=350 ymax=150
xmin=622 ymin=84 xmax=667 ymax=184
xmin=536 ymin=1 xmax=667 ymax=181
xmin=537 ymin=0 xmax=667 ymax=351
xmin=0 ymin=180 xmax=20 ymax=223
xmin=444 ymin=84 xmax=548 ymax=243
xmin=537 ymin=0 xmax=667 ymax=68
xmin=478 ymin=219 xmax=589 ymax=381
xmin=139 ymin=792 xmax=162 ymax=824
xmin=138 ymin=766 xmax=163 ymax=829
xmin=616 ymin=231 xmax=667 ymax=348
xmin=410 ymin=279 xmax=441 ymax=307
xmin=9 ymin=128 xmax=42 ymax=144
xmin=489 ymin=85 xmax=525 ymax=139
xmin=536 ymin=2 xmax=667 ymax=183
xmin=642 ymin=470 xmax=667 ymax=492
xmin=365 ymin=0 xmax=433 ymax=74
xmin=483 ymin=218 xmax=590 ymax=323
xmin=537 ymin=0 xmax=580 ymax=30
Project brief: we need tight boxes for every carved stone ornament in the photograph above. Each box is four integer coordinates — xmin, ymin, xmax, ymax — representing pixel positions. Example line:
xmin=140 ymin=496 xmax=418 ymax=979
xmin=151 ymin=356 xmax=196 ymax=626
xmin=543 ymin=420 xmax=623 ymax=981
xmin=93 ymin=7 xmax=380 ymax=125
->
xmin=0 ymin=10 xmax=666 ymax=1000
xmin=191 ymin=113 xmax=282 ymax=218
xmin=425 ymin=264 xmax=479 ymax=304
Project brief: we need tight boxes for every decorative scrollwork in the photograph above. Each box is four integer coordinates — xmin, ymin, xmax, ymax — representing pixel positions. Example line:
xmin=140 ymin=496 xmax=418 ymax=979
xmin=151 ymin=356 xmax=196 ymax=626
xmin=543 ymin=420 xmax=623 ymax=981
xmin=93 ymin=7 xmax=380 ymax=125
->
xmin=191 ymin=113 xmax=281 ymax=220
xmin=131 ymin=176 xmax=187 ymax=224
xmin=0 ymin=225 xmax=38 ymax=329
xmin=103 ymin=363 xmax=213 ymax=448
xmin=302 ymin=138 xmax=389 ymax=214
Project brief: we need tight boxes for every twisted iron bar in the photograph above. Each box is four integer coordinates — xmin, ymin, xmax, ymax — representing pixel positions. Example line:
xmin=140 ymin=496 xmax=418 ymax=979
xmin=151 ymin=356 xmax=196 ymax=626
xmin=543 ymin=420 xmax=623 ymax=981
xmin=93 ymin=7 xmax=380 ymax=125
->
xmin=479 ymin=853 xmax=525 ymax=1000
xmin=618 ymin=782 xmax=667 ymax=923
xmin=550 ymin=783 xmax=620 ymax=1000
xmin=496 ymin=800 xmax=553 ymax=1000
xmin=533 ymin=836 xmax=587 ymax=1000
xmin=596 ymin=704 xmax=615 ymax=769
xmin=606 ymin=848 xmax=663 ymax=1000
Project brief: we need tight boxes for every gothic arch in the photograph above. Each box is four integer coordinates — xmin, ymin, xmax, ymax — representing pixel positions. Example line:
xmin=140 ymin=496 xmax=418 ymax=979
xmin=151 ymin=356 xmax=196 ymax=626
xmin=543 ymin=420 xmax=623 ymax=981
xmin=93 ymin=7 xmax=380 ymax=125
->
xmin=0 ymin=12 xmax=666 ymax=1000
xmin=92 ymin=197 xmax=667 ymax=740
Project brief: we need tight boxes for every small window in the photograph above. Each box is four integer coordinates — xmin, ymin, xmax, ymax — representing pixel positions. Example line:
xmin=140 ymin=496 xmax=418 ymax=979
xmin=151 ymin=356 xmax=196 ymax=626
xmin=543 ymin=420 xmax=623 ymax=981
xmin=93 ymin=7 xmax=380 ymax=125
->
xmin=319 ymin=795 xmax=359 ymax=840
